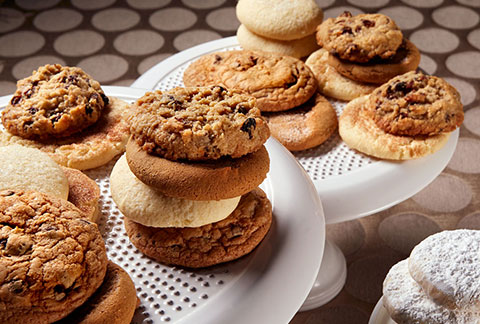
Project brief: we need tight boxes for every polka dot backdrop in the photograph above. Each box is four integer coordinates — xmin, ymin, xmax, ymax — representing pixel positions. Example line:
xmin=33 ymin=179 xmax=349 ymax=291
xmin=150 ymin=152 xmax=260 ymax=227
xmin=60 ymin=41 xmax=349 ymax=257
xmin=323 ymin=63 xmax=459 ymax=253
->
xmin=0 ymin=0 xmax=479 ymax=323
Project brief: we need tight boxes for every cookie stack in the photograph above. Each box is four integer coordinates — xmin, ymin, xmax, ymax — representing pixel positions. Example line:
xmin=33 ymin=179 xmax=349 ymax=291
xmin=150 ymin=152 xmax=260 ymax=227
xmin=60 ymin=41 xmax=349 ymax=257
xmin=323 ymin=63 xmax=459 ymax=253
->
xmin=0 ymin=64 xmax=131 ymax=170
xmin=339 ymin=71 xmax=464 ymax=160
xmin=111 ymin=86 xmax=273 ymax=268
xmin=383 ymin=230 xmax=480 ymax=324
xmin=306 ymin=11 xmax=420 ymax=101
xmin=183 ymin=50 xmax=338 ymax=151
xmin=235 ymin=0 xmax=323 ymax=58
xmin=0 ymin=190 xmax=138 ymax=324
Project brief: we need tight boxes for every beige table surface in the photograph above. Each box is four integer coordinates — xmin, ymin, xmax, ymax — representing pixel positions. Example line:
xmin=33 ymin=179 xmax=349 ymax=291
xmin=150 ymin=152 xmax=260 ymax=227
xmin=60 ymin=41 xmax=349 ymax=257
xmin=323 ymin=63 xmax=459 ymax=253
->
xmin=1 ymin=0 xmax=479 ymax=323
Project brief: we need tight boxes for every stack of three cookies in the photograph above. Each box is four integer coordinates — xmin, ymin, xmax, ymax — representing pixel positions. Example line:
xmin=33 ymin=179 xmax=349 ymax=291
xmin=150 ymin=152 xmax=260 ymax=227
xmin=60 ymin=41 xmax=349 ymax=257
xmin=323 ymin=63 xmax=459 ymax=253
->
xmin=183 ymin=50 xmax=338 ymax=151
xmin=111 ymin=86 xmax=273 ymax=268
xmin=383 ymin=230 xmax=480 ymax=324
xmin=235 ymin=0 xmax=323 ymax=59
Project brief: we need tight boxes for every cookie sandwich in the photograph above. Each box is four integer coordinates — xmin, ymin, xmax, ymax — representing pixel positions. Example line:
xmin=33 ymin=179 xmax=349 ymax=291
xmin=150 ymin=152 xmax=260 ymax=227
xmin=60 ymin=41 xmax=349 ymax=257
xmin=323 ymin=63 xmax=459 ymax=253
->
xmin=0 ymin=64 xmax=131 ymax=170
xmin=339 ymin=71 xmax=463 ymax=160
xmin=307 ymin=11 xmax=420 ymax=101
xmin=110 ymin=86 xmax=273 ymax=268
xmin=184 ymin=50 xmax=337 ymax=151
xmin=235 ymin=0 xmax=323 ymax=58
xmin=383 ymin=230 xmax=480 ymax=324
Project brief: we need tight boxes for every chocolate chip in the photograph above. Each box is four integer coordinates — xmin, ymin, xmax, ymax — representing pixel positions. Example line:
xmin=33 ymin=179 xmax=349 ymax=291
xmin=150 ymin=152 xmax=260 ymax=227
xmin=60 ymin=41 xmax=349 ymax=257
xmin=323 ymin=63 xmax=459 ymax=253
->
xmin=362 ymin=19 xmax=375 ymax=27
xmin=236 ymin=104 xmax=247 ymax=114
xmin=9 ymin=280 xmax=25 ymax=295
xmin=341 ymin=26 xmax=353 ymax=35
xmin=214 ymin=54 xmax=222 ymax=63
xmin=51 ymin=114 xmax=62 ymax=125
xmin=85 ymin=104 xmax=93 ymax=116
xmin=28 ymin=107 xmax=37 ymax=114
xmin=24 ymin=88 xmax=33 ymax=98
xmin=241 ymin=118 xmax=256 ymax=139
xmin=67 ymin=75 xmax=78 ymax=84
xmin=10 ymin=96 xmax=21 ymax=105
xmin=395 ymin=81 xmax=407 ymax=93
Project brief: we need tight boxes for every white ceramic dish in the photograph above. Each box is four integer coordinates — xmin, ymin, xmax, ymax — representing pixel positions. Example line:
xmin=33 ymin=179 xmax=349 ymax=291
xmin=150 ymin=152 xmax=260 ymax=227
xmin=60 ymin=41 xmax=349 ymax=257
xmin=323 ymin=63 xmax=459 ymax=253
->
xmin=0 ymin=86 xmax=325 ymax=324
xmin=132 ymin=36 xmax=459 ymax=224
xmin=369 ymin=297 xmax=397 ymax=324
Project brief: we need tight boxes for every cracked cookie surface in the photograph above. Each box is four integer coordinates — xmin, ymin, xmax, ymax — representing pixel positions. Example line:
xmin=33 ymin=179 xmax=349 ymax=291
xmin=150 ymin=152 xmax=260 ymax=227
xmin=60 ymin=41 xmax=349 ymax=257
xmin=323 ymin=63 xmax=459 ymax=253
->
xmin=2 ymin=64 xmax=108 ymax=140
xmin=124 ymin=187 xmax=272 ymax=268
xmin=128 ymin=86 xmax=269 ymax=161
xmin=369 ymin=72 xmax=463 ymax=136
xmin=0 ymin=189 xmax=107 ymax=324
xmin=316 ymin=11 xmax=403 ymax=63
xmin=183 ymin=50 xmax=317 ymax=112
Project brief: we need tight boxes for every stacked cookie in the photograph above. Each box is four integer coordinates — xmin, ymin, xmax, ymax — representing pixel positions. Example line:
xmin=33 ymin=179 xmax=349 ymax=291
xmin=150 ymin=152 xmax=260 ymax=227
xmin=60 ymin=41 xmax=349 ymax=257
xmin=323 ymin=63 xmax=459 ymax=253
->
xmin=183 ymin=50 xmax=337 ymax=151
xmin=0 ymin=64 xmax=131 ymax=170
xmin=383 ymin=230 xmax=480 ymax=324
xmin=306 ymin=11 xmax=420 ymax=101
xmin=235 ymin=0 xmax=323 ymax=59
xmin=339 ymin=71 xmax=464 ymax=160
xmin=111 ymin=86 xmax=273 ymax=268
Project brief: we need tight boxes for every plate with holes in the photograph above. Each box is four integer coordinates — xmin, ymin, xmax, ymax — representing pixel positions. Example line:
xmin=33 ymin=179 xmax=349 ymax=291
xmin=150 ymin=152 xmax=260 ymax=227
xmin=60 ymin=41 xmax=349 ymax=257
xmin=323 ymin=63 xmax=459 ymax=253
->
xmin=133 ymin=36 xmax=459 ymax=224
xmin=0 ymin=86 xmax=325 ymax=324
xmin=369 ymin=297 xmax=397 ymax=324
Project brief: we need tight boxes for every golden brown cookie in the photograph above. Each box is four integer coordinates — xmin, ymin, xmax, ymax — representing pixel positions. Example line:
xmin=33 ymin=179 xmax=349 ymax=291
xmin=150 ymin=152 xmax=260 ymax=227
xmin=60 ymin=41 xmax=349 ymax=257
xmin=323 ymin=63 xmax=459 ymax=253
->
xmin=128 ymin=86 xmax=269 ymax=161
xmin=2 ymin=64 xmax=108 ymax=140
xmin=124 ymin=187 xmax=272 ymax=268
xmin=327 ymin=38 xmax=421 ymax=84
xmin=338 ymin=95 xmax=450 ymax=160
xmin=236 ymin=24 xmax=319 ymax=59
xmin=183 ymin=50 xmax=317 ymax=112
xmin=305 ymin=48 xmax=376 ymax=101
xmin=63 ymin=167 xmax=100 ymax=223
xmin=0 ymin=189 xmax=107 ymax=324
xmin=236 ymin=0 xmax=323 ymax=41
xmin=0 ymin=97 xmax=131 ymax=170
xmin=56 ymin=261 xmax=137 ymax=324
xmin=369 ymin=72 xmax=464 ymax=136
xmin=125 ymin=139 xmax=269 ymax=201
xmin=316 ymin=11 xmax=403 ymax=63
xmin=263 ymin=93 xmax=337 ymax=151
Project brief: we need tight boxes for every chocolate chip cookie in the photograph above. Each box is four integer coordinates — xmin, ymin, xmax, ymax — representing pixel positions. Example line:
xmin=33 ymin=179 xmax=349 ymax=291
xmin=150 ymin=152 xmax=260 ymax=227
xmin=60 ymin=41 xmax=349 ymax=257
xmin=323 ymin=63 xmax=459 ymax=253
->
xmin=369 ymin=72 xmax=464 ymax=136
xmin=183 ymin=50 xmax=317 ymax=112
xmin=128 ymin=86 xmax=270 ymax=161
xmin=316 ymin=11 xmax=403 ymax=63
xmin=2 ymin=64 xmax=109 ymax=140
xmin=124 ymin=187 xmax=272 ymax=268
xmin=0 ymin=189 xmax=107 ymax=324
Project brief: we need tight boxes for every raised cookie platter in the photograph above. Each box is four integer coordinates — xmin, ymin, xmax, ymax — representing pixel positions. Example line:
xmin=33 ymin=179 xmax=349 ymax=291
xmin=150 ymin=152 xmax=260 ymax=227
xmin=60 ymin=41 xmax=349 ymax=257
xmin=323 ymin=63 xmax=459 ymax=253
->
xmin=133 ymin=37 xmax=459 ymax=223
xmin=0 ymin=86 xmax=325 ymax=324
xmin=369 ymin=297 xmax=396 ymax=324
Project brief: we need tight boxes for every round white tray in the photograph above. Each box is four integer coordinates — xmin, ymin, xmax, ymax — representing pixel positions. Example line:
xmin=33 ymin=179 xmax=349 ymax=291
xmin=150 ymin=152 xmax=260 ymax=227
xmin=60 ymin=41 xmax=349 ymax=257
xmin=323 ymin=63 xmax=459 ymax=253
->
xmin=0 ymin=86 xmax=325 ymax=324
xmin=369 ymin=297 xmax=397 ymax=324
xmin=132 ymin=36 xmax=459 ymax=224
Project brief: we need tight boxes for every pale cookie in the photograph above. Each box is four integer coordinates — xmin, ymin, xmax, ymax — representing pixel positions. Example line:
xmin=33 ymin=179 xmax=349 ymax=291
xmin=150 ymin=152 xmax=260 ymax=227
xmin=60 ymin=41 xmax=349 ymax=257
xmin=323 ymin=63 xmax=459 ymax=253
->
xmin=111 ymin=154 xmax=241 ymax=227
xmin=316 ymin=11 xmax=403 ymax=63
xmin=0 ymin=97 xmax=131 ymax=170
xmin=2 ymin=64 xmax=108 ymax=140
xmin=62 ymin=167 xmax=100 ymax=223
xmin=369 ymin=72 xmax=464 ymax=136
xmin=305 ymin=48 xmax=376 ymax=101
xmin=0 ymin=189 xmax=107 ymax=324
xmin=236 ymin=0 xmax=323 ymax=41
xmin=237 ymin=24 xmax=319 ymax=59
xmin=262 ymin=93 xmax=337 ymax=151
xmin=126 ymin=139 xmax=269 ymax=201
xmin=124 ymin=187 xmax=272 ymax=268
xmin=338 ymin=95 xmax=450 ymax=160
xmin=328 ymin=39 xmax=421 ymax=84
xmin=383 ymin=259 xmax=477 ymax=324
xmin=183 ymin=50 xmax=318 ymax=112
xmin=409 ymin=230 xmax=480 ymax=312
xmin=0 ymin=145 xmax=69 ymax=200
xmin=129 ymin=86 xmax=269 ymax=161
xmin=56 ymin=261 xmax=137 ymax=324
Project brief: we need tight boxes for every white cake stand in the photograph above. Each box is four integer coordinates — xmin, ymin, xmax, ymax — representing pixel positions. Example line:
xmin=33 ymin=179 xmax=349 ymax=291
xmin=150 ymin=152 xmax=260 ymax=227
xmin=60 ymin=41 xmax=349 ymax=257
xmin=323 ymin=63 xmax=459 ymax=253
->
xmin=131 ymin=36 xmax=459 ymax=312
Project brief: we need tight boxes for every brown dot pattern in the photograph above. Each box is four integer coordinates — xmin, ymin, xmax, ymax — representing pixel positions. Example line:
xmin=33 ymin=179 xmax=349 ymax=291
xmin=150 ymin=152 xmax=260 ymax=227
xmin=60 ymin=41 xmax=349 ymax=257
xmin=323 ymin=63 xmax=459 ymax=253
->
xmin=0 ymin=0 xmax=479 ymax=323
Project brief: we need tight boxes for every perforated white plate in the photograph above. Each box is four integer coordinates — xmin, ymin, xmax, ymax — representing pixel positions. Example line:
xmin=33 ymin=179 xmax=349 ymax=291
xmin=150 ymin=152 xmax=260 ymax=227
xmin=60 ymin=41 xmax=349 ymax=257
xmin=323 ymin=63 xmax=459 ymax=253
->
xmin=0 ymin=87 xmax=325 ymax=324
xmin=133 ymin=37 xmax=459 ymax=224
xmin=369 ymin=297 xmax=397 ymax=324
